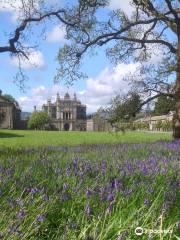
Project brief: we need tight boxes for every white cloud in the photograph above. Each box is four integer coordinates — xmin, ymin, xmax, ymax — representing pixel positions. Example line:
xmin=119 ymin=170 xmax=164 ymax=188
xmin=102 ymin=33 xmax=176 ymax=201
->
xmin=108 ymin=0 xmax=134 ymax=17
xmin=18 ymin=63 xmax=139 ymax=113
xmin=19 ymin=91 xmax=46 ymax=113
xmin=32 ymin=86 xmax=47 ymax=96
xmin=47 ymin=25 xmax=66 ymax=43
xmin=0 ymin=0 xmax=21 ymax=12
xmin=149 ymin=45 xmax=165 ymax=64
xmin=78 ymin=63 xmax=139 ymax=112
xmin=10 ymin=50 xmax=45 ymax=70
xmin=18 ymin=84 xmax=71 ymax=112
xmin=19 ymin=95 xmax=45 ymax=112
xmin=0 ymin=0 xmax=39 ymax=21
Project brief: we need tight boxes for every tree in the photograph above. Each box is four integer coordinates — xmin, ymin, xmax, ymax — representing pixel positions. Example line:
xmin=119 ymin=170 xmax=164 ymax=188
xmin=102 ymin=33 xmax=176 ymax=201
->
xmin=57 ymin=0 xmax=180 ymax=138
xmin=106 ymin=91 xmax=141 ymax=124
xmin=101 ymin=91 xmax=141 ymax=132
xmin=162 ymin=120 xmax=172 ymax=131
xmin=28 ymin=111 xmax=49 ymax=130
xmin=156 ymin=120 xmax=163 ymax=131
xmin=2 ymin=94 xmax=16 ymax=103
xmin=154 ymin=95 xmax=175 ymax=116
xmin=0 ymin=0 xmax=106 ymax=88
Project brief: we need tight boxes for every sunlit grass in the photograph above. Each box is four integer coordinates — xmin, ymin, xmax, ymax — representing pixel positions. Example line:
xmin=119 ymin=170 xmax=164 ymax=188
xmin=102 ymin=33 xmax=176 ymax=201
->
xmin=0 ymin=129 xmax=171 ymax=148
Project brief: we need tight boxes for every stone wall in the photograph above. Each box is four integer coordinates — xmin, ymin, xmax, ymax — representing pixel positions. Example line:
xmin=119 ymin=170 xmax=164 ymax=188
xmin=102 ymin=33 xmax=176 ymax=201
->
xmin=86 ymin=118 xmax=112 ymax=132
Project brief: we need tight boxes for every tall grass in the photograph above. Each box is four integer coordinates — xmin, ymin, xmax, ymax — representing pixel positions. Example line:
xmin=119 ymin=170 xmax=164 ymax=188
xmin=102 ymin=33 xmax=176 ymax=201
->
xmin=0 ymin=141 xmax=179 ymax=239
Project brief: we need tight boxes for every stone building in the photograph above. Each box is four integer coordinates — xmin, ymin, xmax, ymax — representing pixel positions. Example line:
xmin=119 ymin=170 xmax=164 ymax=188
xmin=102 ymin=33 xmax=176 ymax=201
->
xmin=42 ymin=93 xmax=86 ymax=131
xmin=134 ymin=111 xmax=174 ymax=131
xmin=86 ymin=113 xmax=113 ymax=132
xmin=0 ymin=91 xmax=21 ymax=129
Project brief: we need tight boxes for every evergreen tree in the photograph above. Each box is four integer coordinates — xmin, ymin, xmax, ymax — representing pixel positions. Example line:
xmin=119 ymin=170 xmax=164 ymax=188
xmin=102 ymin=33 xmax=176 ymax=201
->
xmin=154 ymin=95 xmax=175 ymax=116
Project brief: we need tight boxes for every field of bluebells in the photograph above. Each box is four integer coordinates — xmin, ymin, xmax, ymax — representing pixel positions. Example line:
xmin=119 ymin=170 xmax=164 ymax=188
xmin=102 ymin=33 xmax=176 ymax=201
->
xmin=0 ymin=140 xmax=179 ymax=239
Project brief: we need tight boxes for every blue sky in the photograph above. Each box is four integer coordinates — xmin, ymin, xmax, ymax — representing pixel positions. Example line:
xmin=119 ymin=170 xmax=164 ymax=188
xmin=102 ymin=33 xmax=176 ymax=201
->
xmin=0 ymin=0 xmax=176 ymax=113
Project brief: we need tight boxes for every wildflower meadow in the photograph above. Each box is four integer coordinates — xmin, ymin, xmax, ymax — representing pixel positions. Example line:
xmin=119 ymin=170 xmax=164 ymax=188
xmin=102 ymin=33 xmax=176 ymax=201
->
xmin=0 ymin=134 xmax=179 ymax=239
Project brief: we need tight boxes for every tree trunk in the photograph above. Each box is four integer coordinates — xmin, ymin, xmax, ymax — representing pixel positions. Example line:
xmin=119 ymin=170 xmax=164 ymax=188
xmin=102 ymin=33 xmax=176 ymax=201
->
xmin=173 ymin=21 xmax=180 ymax=139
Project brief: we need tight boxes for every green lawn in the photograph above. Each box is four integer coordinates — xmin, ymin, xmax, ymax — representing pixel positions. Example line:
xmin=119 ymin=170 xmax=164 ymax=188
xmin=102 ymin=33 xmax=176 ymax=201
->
xmin=0 ymin=130 xmax=172 ymax=148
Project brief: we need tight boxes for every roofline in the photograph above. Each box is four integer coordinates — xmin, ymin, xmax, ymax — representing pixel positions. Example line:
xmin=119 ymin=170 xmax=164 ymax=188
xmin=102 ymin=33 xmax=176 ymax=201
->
xmin=0 ymin=95 xmax=21 ymax=111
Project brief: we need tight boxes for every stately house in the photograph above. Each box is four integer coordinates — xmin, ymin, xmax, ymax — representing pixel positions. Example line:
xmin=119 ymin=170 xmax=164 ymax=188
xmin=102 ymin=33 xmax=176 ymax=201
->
xmin=42 ymin=93 xmax=86 ymax=131
xmin=0 ymin=91 xmax=21 ymax=129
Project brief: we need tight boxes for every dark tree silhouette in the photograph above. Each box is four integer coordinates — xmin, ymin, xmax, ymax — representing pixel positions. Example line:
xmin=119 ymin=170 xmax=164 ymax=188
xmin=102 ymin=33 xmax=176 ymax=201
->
xmin=154 ymin=95 xmax=175 ymax=115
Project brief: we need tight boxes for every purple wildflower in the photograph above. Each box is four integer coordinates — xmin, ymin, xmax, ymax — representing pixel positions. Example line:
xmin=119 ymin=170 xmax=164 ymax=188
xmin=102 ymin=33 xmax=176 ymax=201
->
xmin=27 ymin=187 xmax=38 ymax=194
xmin=62 ymin=193 xmax=71 ymax=201
xmin=66 ymin=167 xmax=71 ymax=176
xmin=85 ymin=188 xmax=92 ymax=197
xmin=85 ymin=203 xmax=91 ymax=216
xmin=73 ymin=187 xmax=79 ymax=193
xmin=123 ymin=189 xmax=133 ymax=197
xmin=111 ymin=178 xmax=118 ymax=190
xmin=8 ymin=224 xmax=20 ymax=234
xmin=147 ymin=187 xmax=154 ymax=194
xmin=144 ymin=198 xmax=150 ymax=205
xmin=63 ymin=183 xmax=68 ymax=190
xmin=43 ymin=194 xmax=49 ymax=201
xmin=37 ymin=214 xmax=46 ymax=222
xmin=107 ymin=193 xmax=115 ymax=202
xmin=16 ymin=209 xmax=26 ymax=219
xmin=72 ymin=158 xmax=78 ymax=169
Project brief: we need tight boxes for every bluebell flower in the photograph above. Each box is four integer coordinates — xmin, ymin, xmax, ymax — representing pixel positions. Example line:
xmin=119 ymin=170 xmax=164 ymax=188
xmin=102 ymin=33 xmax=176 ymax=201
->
xmin=144 ymin=198 xmax=150 ymax=205
xmin=37 ymin=214 xmax=46 ymax=222
xmin=85 ymin=203 xmax=91 ymax=216
xmin=16 ymin=209 xmax=26 ymax=219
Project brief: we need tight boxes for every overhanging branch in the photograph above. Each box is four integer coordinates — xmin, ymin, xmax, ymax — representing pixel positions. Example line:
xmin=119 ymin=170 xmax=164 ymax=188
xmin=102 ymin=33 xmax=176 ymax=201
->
xmin=136 ymin=93 xmax=175 ymax=114
xmin=0 ymin=9 xmax=77 ymax=55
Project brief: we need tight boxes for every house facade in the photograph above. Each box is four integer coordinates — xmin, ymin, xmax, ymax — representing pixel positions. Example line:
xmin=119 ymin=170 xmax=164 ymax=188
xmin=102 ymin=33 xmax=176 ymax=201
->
xmin=42 ymin=93 xmax=86 ymax=131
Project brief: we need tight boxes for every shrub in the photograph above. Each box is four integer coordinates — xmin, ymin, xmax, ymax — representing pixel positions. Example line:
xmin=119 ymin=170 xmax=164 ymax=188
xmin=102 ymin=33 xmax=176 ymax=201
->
xmin=28 ymin=111 xmax=49 ymax=130
xmin=156 ymin=120 xmax=162 ymax=131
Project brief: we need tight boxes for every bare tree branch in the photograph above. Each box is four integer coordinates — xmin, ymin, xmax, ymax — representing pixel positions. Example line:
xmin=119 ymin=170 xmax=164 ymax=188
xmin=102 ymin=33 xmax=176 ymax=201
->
xmin=164 ymin=0 xmax=179 ymax=20
xmin=0 ymin=9 xmax=75 ymax=55
xmin=136 ymin=93 xmax=175 ymax=113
